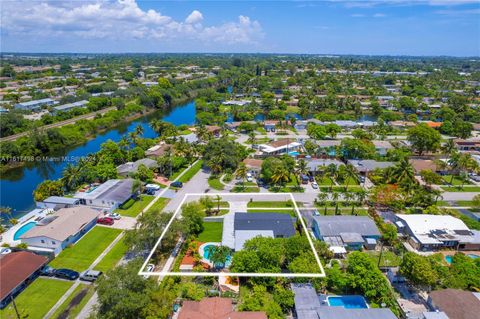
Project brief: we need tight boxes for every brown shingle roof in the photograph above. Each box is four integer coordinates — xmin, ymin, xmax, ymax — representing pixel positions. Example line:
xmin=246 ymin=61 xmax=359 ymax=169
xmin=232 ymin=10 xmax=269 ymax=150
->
xmin=409 ymin=159 xmax=438 ymax=173
xmin=178 ymin=297 xmax=267 ymax=319
xmin=429 ymin=289 xmax=480 ymax=319
xmin=268 ymin=139 xmax=293 ymax=148
xmin=243 ymin=158 xmax=263 ymax=169
xmin=0 ymin=251 xmax=48 ymax=301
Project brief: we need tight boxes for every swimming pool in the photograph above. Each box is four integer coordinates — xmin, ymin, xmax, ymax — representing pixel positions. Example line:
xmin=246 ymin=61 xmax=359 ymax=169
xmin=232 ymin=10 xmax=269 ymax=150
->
xmin=14 ymin=222 xmax=36 ymax=240
xmin=467 ymin=254 xmax=479 ymax=259
xmin=288 ymin=151 xmax=300 ymax=156
xmin=201 ymin=244 xmax=232 ymax=268
xmin=445 ymin=255 xmax=453 ymax=264
xmin=327 ymin=296 xmax=368 ymax=309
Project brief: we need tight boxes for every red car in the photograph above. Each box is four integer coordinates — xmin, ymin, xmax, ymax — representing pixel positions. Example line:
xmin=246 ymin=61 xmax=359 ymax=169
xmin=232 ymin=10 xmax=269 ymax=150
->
xmin=97 ymin=217 xmax=114 ymax=225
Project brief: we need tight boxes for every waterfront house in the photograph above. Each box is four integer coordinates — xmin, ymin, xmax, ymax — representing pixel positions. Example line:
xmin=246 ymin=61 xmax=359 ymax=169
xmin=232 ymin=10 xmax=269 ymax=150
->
xmin=20 ymin=206 xmax=99 ymax=254
xmin=395 ymin=214 xmax=480 ymax=252
xmin=74 ymin=179 xmax=135 ymax=210
xmin=222 ymin=213 xmax=296 ymax=251
xmin=116 ymin=158 xmax=158 ymax=177
xmin=145 ymin=142 xmax=174 ymax=158
xmin=312 ymin=216 xmax=381 ymax=251
xmin=0 ymin=251 xmax=48 ymax=309
xmin=37 ymin=196 xmax=80 ymax=210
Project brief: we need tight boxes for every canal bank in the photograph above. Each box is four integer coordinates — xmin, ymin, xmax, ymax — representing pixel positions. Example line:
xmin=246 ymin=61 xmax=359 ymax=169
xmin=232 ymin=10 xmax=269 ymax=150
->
xmin=0 ymin=101 xmax=197 ymax=217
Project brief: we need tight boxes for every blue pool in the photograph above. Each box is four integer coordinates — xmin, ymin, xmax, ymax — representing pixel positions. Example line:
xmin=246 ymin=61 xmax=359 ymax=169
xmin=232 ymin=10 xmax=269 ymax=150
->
xmin=203 ymin=244 xmax=232 ymax=267
xmin=327 ymin=296 xmax=368 ymax=309
xmin=288 ymin=151 xmax=300 ymax=156
xmin=445 ymin=255 xmax=453 ymax=264
xmin=467 ymin=254 xmax=479 ymax=259
xmin=14 ymin=222 xmax=37 ymax=240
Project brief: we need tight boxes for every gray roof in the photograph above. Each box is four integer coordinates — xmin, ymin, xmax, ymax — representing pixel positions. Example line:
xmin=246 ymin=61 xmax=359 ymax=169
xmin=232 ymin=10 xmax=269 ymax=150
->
xmin=316 ymin=308 xmax=397 ymax=319
xmin=234 ymin=213 xmax=295 ymax=238
xmin=42 ymin=196 xmax=80 ymax=205
xmin=117 ymin=158 xmax=157 ymax=175
xmin=313 ymin=216 xmax=381 ymax=237
xmin=423 ymin=312 xmax=449 ymax=319
xmin=347 ymin=160 xmax=396 ymax=173
xmin=340 ymin=232 xmax=365 ymax=243
xmin=306 ymin=159 xmax=344 ymax=171
xmin=182 ymin=133 xmax=199 ymax=143
xmin=74 ymin=179 xmax=134 ymax=204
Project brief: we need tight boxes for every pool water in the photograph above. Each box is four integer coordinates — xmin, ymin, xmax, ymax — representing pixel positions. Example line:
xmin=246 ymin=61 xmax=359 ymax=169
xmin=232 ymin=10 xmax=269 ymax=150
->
xmin=14 ymin=222 xmax=37 ymax=240
xmin=467 ymin=254 xmax=479 ymax=259
xmin=327 ymin=296 xmax=368 ymax=309
xmin=288 ymin=151 xmax=300 ymax=156
xmin=202 ymin=244 xmax=232 ymax=267
xmin=445 ymin=255 xmax=453 ymax=264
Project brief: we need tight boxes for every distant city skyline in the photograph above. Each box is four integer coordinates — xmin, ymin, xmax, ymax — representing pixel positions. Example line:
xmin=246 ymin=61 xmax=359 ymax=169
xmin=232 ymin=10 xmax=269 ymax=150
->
xmin=1 ymin=0 xmax=479 ymax=56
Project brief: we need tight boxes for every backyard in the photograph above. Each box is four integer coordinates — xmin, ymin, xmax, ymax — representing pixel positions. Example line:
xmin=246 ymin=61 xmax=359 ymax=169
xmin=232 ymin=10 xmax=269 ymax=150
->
xmin=197 ymin=222 xmax=223 ymax=242
xmin=49 ymin=226 xmax=122 ymax=271
xmin=0 ymin=278 xmax=73 ymax=319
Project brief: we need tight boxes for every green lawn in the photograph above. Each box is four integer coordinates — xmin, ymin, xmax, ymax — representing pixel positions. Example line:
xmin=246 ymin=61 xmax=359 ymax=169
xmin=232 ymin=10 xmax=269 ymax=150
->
xmin=247 ymin=209 xmax=296 ymax=216
xmin=455 ymin=200 xmax=477 ymax=207
xmin=95 ymin=238 xmax=129 ymax=272
xmin=51 ymin=284 xmax=95 ymax=319
xmin=178 ymin=160 xmax=204 ymax=183
xmin=49 ymin=227 xmax=122 ymax=272
xmin=197 ymin=222 xmax=223 ymax=242
xmin=208 ymin=177 xmax=225 ymax=190
xmin=442 ymin=175 xmax=471 ymax=186
xmin=316 ymin=176 xmax=334 ymax=185
xmin=1 ymin=278 xmax=73 ymax=319
xmin=115 ymin=195 xmax=155 ymax=217
xmin=441 ymin=186 xmax=480 ymax=192
xmin=231 ymin=186 xmax=260 ymax=193
xmin=366 ymin=251 xmax=401 ymax=267
xmin=247 ymin=201 xmax=302 ymax=208
xmin=146 ymin=197 xmax=170 ymax=214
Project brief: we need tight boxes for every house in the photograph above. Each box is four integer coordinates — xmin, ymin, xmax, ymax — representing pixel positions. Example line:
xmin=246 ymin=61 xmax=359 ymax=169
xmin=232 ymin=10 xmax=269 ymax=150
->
xmin=347 ymin=159 xmax=396 ymax=174
xmin=424 ymin=121 xmax=443 ymax=129
xmin=395 ymin=214 xmax=480 ymax=251
xmin=20 ymin=206 xmax=99 ymax=254
xmin=428 ymin=289 xmax=480 ymax=319
xmin=258 ymin=139 xmax=301 ymax=156
xmin=263 ymin=120 xmax=279 ymax=132
xmin=306 ymin=159 xmax=344 ymax=174
xmin=293 ymin=120 xmax=308 ymax=130
xmin=409 ymin=159 xmax=438 ymax=174
xmin=182 ymin=133 xmax=199 ymax=144
xmin=312 ymin=216 xmax=381 ymax=251
xmin=222 ymin=213 xmax=296 ymax=251
xmin=243 ymin=158 xmax=263 ymax=176
xmin=74 ymin=179 xmax=135 ymax=210
xmin=0 ymin=251 xmax=49 ymax=309
xmin=145 ymin=142 xmax=174 ymax=158
xmin=116 ymin=158 xmax=157 ymax=177
xmin=315 ymin=140 xmax=341 ymax=156
xmin=372 ymin=140 xmax=394 ymax=156
xmin=206 ymin=125 xmax=222 ymax=137
xmin=291 ymin=283 xmax=398 ymax=319
xmin=178 ymin=297 xmax=267 ymax=319
xmin=14 ymin=98 xmax=56 ymax=111
xmin=37 ymin=196 xmax=80 ymax=210
xmin=454 ymin=139 xmax=480 ymax=152
xmin=389 ymin=120 xmax=416 ymax=129
xmin=52 ymin=100 xmax=88 ymax=113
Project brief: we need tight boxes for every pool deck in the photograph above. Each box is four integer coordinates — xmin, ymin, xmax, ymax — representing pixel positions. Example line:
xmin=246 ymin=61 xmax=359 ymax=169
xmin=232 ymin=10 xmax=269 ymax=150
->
xmin=198 ymin=242 xmax=221 ymax=266
xmin=441 ymin=251 xmax=480 ymax=259
xmin=0 ymin=208 xmax=51 ymax=246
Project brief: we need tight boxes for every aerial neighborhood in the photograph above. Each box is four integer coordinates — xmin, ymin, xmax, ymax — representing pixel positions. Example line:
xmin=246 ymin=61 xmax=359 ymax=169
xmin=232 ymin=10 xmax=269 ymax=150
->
xmin=0 ymin=53 xmax=479 ymax=319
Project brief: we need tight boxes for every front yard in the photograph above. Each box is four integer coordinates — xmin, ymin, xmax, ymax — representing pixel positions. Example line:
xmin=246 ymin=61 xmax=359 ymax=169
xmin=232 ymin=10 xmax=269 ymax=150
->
xmin=441 ymin=186 xmax=480 ymax=192
xmin=115 ymin=195 xmax=155 ymax=217
xmin=95 ymin=237 xmax=129 ymax=272
xmin=197 ymin=222 xmax=223 ymax=242
xmin=0 ymin=278 xmax=73 ymax=319
xmin=50 ymin=284 xmax=95 ymax=319
xmin=49 ymin=226 xmax=122 ymax=272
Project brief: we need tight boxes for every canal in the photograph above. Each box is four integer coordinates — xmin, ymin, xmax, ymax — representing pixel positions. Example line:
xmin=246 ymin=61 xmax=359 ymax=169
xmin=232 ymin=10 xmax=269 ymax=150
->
xmin=0 ymin=101 xmax=197 ymax=217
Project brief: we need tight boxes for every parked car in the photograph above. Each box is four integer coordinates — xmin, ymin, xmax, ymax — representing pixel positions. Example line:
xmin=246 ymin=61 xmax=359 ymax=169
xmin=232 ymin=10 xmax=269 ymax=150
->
xmin=313 ymin=210 xmax=320 ymax=216
xmin=359 ymin=176 xmax=366 ymax=183
xmin=55 ymin=268 xmax=79 ymax=280
xmin=145 ymin=183 xmax=161 ymax=191
xmin=143 ymin=263 xmax=155 ymax=279
xmin=105 ymin=212 xmax=121 ymax=220
xmin=97 ymin=217 xmax=114 ymax=225
xmin=0 ymin=247 xmax=12 ymax=255
xmin=311 ymin=182 xmax=319 ymax=189
xmin=80 ymin=270 xmax=103 ymax=282
xmin=308 ymin=175 xmax=315 ymax=182
xmin=40 ymin=266 xmax=56 ymax=277
xmin=171 ymin=181 xmax=183 ymax=188
xmin=300 ymin=174 xmax=309 ymax=184
xmin=246 ymin=173 xmax=253 ymax=182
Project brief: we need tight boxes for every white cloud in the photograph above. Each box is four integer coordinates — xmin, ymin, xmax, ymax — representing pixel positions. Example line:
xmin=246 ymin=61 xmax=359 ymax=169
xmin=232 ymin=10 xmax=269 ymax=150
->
xmin=1 ymin=0 xmax=263 ymax=45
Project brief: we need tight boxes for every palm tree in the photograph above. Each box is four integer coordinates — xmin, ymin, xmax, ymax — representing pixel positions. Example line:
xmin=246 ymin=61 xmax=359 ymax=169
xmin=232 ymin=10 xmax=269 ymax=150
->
xmin=391 ymin=158 xmax=416 ymax=193
xmin=0 ymin=206 xmax=17 ymax=226
xmin=135 ymin=124 xmax=144 ymax=137
xmin=62 ymin=163 xmax=82 ymax=191
xmin=214 ymin=195 xmax=222 ymax=213
xmin=208 ymin=157 xmax=223 ymax=176
xmin=331 ymin=192 xmax=340 ymax=215
xmin=343 ymin=191 xmax=354 ymax=215
xmin=271 ymin=167 xmax=290 ymax=188
xmin=343 ymin=164 xmax=359 ymax=191
xmin=442 ymin=139 xmax=456 ymax=155
xmin=150 ymin=119 xmax=162 ymax=135
xmin=317 ymin=192 xmax=329 ymax=215
xmin=236 ymin=163 xmax=248 ymax=189
xmin=356 ymin=189 xmax=368 ymax=207
xmin=247 ymin=131 xmax=256 ymax=148
xmin=295 ymin=159 xmax=309 ymax=186
xmin=326 ymin=163 xmax=338 ymax=192
xmin=207 ymin=245 xmax=231 ymax=269
xmin=196 ymin=126 xmax=211 ymax=143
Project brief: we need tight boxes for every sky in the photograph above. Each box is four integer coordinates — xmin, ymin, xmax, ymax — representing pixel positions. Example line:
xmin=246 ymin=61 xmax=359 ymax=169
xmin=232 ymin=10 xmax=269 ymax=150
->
xmin=1 ymin=0 xmax=479 ymax=56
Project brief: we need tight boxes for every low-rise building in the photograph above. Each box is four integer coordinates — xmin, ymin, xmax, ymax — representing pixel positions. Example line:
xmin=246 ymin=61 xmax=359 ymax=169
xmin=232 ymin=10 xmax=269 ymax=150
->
xmin=20 ymin=206 xmax=99 ymax=254
xmin=242 ymin=158 xmax=263 ymax=176
xmin=222 ymin=213 xmax=296 ymax=251
xmin=258 ymin=139 xmax=301 ymax=156
xmin=37 ymin=196 xmax=80 ymax=210
xmin=347 ymin=159 xmax=396 ymax=174
xmin=312 ymin=216 xmax=381 ymax=251
xmin=396 ymin=214 xmax=480 ymax=251
xmin=116 ymin=158 xmax=157 ymax=177
xmin=52 ymin=100 xmax=88 ymax=113
xmin=306 ymin=159 xmax=344 ymax=174
xmin=178 ymin=297 xmax=267 ymax=319
xmin=0 ymin=251 xmax=49 ymax=309
xmin=372 ymin=140 xmax=394 ymax=156
xmin=145 ymin=142 xmax=174 ymax=158
xmin=74 ymin=179 xmax=135 ymax=210
xmin=428 ymin=289 xmax=480 ymax=319
xmin=14 ymin=98 xmax=56 ymax=111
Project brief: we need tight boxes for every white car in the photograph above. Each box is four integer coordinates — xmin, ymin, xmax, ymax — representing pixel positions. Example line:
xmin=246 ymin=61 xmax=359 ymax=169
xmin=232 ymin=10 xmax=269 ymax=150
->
xmin=246 ymin=176 xmax=253 ymax=182
xmin=106 ymin=212 xmax=121 ymax=220
xmin=0 ymin=248 xmax=12 ymax=255
xmin=311 ymin=182 xmax=319 ymax=189
xmin=145 ymin=184 xmax=161 ymax=191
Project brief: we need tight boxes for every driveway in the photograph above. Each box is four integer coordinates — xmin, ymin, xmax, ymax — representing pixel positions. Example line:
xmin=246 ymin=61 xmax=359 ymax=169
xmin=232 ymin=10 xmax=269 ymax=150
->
xmin=97 ymin=217 xmax=136 ymax=230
